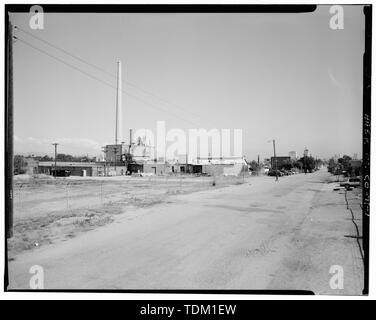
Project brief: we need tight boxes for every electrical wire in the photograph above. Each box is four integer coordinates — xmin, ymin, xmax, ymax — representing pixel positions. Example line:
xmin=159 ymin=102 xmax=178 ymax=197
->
xmin=14 ymin=35 xmax=200 ymax=126
xmin=14 ymin=25 xmax=215 ymax=127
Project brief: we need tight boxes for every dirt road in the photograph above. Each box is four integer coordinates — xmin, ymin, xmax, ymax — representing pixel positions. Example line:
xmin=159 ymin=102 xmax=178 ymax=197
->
xmin=8 ymin=170 xmax=364 ymax=294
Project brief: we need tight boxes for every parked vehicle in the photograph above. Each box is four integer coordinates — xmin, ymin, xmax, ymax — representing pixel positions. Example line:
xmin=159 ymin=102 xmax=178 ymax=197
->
xmin=281 ymin=169 xmax=292 ymax=176
xmin=340 ymin=177 xmax=361 ymax=189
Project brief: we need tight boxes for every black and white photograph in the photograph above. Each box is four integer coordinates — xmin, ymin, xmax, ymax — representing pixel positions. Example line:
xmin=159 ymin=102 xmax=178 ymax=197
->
xmin=3 ymin=3 xmax=371 ymax=298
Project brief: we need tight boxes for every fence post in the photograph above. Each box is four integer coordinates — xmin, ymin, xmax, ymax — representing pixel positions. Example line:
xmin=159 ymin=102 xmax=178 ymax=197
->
xmin=18 ymin=183 xmax=23 ymax=216
xmin=100 ymin=180 xmax=103 ymax=206
xmin=66 ymin=181 xmax=70 ymax=211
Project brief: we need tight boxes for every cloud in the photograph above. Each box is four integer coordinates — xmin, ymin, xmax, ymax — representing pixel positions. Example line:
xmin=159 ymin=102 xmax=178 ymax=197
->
xmin=14 ymin=136 xmax=103 ymax=156
xmin=14 ymin=135 xmax=23 ymax=143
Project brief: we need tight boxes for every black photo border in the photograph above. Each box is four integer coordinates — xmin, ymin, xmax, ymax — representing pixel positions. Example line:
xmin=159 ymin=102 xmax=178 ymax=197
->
xmin=4 ymin=3 xmax=371 ymax=296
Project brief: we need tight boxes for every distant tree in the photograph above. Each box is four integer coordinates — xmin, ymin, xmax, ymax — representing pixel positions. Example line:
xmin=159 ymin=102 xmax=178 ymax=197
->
xmin=293 ymin=160 xmax=303 ymax=171
xmin=249 ymin=160 xmax=260 ymax=171
xmin=14 ymin=155 xmax=27 ymax=174
xmin=328 ymin=158 xmax=336 ymax=173
xmin=339 ymin=155 xmax=352 ymax=162
xmin=75 ymin=155 xmax=91 ymax=162
xmin=297 ymin=156 xmax=316 ymax=173
xmin=39 ymin=154 xmax=96 ymax=162
xmin=75 ymin=155 xmax=96 ymax=162
xmin=40 ymin=155 xmax=53 ymax=161
xmin=282 ymin=162 xmax=293 ymax=170
xmin=352 ymin=162 xmax=362 ymax=177
xmin=56 ymin=153 xmax=74 ymax=162
xmin=338 ymin=155 xmax=352 ymax=176
xmin=315 ymin=159 xmax=323 ymax=167
xmin=307 ymin=156 xmax=316 ymax=172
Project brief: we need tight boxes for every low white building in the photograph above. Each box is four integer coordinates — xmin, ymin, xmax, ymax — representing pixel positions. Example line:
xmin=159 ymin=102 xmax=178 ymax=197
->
xmin=192 ymin=156 xmax=247 ymax=166
xmin=289 ymin=151 xmax=298 ymax=161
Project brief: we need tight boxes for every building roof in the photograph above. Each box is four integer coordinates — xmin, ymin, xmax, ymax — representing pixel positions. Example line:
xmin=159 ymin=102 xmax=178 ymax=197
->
xmin=38 ymin=161 xmax=101 ymax=167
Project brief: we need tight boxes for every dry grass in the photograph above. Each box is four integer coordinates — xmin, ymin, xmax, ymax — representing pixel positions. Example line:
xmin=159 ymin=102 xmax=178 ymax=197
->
xmin=9 ymin=173 xmax=248 ymax=258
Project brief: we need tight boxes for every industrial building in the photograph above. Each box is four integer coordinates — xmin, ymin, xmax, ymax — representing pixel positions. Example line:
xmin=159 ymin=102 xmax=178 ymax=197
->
xmin=32 ymin=60 xmax=248 ymax=178
xmin=270 ymin=156 xmax=292 ymax=170
xmin=38 ymin=161 xmax=105 ymax=177
xmin=103 ymin=144 xmax=123 ymax=164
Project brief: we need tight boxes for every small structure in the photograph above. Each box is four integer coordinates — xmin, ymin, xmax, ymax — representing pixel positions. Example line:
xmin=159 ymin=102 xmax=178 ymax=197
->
xmin=289 ymin=151 xmax=298 ymax=161
xmin=191 ymin=156 xmax=248 ymax=176
xmin=38 ymin=161 xmax=104 ymax=177
xmin=271 ymin=156 xmax=292 ymax=170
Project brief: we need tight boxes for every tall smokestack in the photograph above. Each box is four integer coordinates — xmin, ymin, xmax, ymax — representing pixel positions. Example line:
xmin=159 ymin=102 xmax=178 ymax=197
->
xmin=128 ymin=129 xmax=133 ymax=153
xmin=115 ymin=60 xmax=122 ymax=145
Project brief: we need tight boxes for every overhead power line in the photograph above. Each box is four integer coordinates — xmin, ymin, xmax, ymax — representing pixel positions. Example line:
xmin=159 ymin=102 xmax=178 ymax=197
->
xmin=15 ymin=26 xmax=114 ymax=77
xmin=14 ymin=25 xmax=215 ymax=127
xmin=14 ymin=36 xmax=116 ymax=88
xmin=14 ymin=36 xmax=200 ymax=126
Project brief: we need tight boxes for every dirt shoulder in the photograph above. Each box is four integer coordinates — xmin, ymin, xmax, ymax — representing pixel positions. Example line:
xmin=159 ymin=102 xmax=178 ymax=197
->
xmin=8 ymin=174 xmax=247 ymax=258
xmin=268 ymin=181 xmax=364 ymax=295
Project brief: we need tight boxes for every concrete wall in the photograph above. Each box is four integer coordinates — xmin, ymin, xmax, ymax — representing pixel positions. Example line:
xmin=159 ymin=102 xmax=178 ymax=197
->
xmin=172 ymin=164 xmax=189 ymax=173
xmin=202 ymin=164 xmax=225 ymax=176
xmin=143 ymin=163 xmax=170 ymax=175
xmin=104 ymin=166 xmax=128 ymax=176
xmin=201 ymin=164 xmax=249 ymax=176
xmin=223 ymin=163 xmax=248 ymax=176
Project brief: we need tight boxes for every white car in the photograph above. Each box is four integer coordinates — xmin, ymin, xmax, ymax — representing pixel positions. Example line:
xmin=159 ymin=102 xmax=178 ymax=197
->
xmin=340 ymin=177 xmax=361 ymax=189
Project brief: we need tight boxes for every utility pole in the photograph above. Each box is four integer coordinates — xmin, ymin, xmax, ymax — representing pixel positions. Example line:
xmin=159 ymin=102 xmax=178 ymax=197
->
xmin=6 ymin=20 xmax=14 ymax=238
xmin=101 ymin=146 xmax=107 ymax=176
xmin=115 ymin=61 xmax=122 ymax=145
xmin=113 ymin=147 xmax=117 ymax=175
xmin=242 ymin=158 xmax=245 ymax=183
xmin=273 ymin=139 xmax=278 ymax=181
xmin=52 ymin=143 xmax=58 ymax=178
xmin=303 ymin=147 xmax=308 ymax=174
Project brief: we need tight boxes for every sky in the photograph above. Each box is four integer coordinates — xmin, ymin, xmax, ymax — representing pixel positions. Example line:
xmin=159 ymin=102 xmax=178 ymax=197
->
xmin=11 ymin=6 xmax=365 ymax=161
